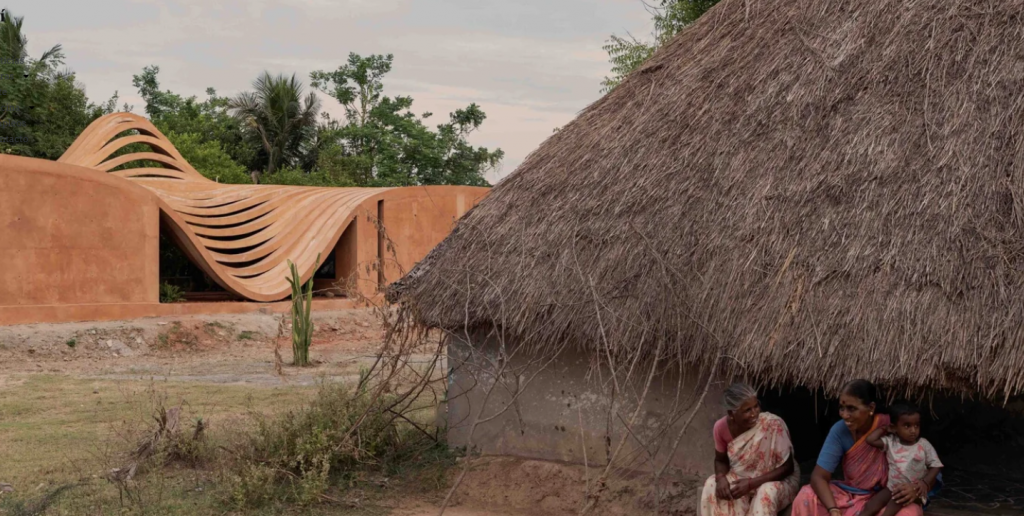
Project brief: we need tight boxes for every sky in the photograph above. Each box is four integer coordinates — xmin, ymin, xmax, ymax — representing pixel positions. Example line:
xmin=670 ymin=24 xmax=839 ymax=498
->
xmin=15 ymin=0 xmax=655 ymax=183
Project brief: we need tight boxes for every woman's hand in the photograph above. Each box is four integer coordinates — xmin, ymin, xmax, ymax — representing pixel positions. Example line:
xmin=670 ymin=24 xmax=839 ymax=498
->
xmin=729 ymin=478 xmax=754 ymax=499
xmin=715 ymin=475 xmax=732 ymax=500
xmin=890 ymin=482 xmax=921 ymax=505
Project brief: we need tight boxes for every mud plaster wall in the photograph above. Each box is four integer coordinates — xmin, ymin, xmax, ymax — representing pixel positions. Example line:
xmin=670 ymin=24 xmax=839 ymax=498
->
xmin=0 ymin=156 xmax=159 ymax=306
xmin=445 ymin=332 xmax=725 ymax=477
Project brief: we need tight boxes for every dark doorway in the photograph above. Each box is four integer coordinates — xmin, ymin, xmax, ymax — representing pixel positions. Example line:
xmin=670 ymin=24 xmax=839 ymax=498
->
xmin=159 ymin=221 xmax=234 ymax=302
xmin=760 ymin=386 xmax=1024 ymax=514
xmin=312 ymin=219 xmax=358 ymax=297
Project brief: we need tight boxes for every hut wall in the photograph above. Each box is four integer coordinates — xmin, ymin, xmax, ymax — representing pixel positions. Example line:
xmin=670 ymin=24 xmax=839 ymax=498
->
xmin=446 ymin=331 xmax=724 ymax=477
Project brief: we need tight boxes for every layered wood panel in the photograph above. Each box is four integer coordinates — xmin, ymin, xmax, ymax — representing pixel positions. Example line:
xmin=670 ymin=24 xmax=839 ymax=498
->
xmin=59 ymin=113 xmax=390 ymax=302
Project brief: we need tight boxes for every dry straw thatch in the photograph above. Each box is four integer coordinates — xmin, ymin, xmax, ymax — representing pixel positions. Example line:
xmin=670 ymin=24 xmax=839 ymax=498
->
xmin=390 ymin=0 xmax=1024 ymax=400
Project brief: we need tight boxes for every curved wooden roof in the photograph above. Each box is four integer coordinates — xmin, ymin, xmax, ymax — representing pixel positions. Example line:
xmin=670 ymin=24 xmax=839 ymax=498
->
xmin=60 ymin=113 xmax=390 ymax=302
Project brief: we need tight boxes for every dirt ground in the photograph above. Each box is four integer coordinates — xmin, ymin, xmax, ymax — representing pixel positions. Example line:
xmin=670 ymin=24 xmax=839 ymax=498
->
xmin=0 ymin=308 xmax=703 ymax=515
xmin=0 ymin=309 xmax=385 ymax=383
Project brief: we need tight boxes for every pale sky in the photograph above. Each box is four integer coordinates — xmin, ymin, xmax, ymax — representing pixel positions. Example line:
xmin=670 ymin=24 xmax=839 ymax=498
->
xmin=15 ymin=0 xmax=655 ymax=183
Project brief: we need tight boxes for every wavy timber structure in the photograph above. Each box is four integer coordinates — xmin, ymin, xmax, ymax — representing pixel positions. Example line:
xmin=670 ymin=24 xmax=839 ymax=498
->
xmin=0 ymin=112 xmax=487 ymax=316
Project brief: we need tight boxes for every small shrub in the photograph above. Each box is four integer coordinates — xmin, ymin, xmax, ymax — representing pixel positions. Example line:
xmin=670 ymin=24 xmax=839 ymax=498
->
xmin=230 ymin=381 xmax=452 ymax=509
xmin=237 ymin=331 xmax=257 ymax=341
xmin=154 ymin=322 xmax=198 ymax=350
xmin=159 ymin=283 xmax=184 ymax=303
xmin=65 ymin=338 xmax=76 ymax=349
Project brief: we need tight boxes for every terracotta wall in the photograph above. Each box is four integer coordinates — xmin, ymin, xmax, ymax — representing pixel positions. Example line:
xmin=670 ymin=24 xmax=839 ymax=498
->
xmin=0 ymin=156 xmax=486 ymax=324
xmin=0 ymin=155 xmax=160 ymax=307
xmin=341 ymin=186 xmax=488 ymax=299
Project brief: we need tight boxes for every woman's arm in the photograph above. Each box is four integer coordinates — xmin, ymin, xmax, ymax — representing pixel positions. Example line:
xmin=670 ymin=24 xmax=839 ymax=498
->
xmin=810 ymin=465 xmax=841 ymax=513
xmin=747 ymin=454 xmax=795 ymax=489
xmin=714 ymin=450 xmax=733 ymax=500
xmin=729 ymin=453 xmax=795 ymax=498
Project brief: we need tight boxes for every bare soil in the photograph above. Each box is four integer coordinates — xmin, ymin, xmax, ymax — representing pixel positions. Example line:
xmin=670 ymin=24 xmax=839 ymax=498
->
xmin=0 ymin=308 xmax=704 ymax=515
xmin=0 ymin=309 xmax=385 ymax=384
xmin=1 ymin=310 xmax=1002 ymax=516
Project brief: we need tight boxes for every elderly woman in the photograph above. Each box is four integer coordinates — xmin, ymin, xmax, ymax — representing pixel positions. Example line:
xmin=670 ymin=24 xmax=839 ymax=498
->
xmin=700 ymin=383 xmax=800 ymax=516
xmin=791 ymin=380 xmax=941 ymax=516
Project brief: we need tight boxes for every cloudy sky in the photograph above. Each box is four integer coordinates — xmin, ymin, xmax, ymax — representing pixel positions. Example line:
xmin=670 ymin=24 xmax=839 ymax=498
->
xmin=15 ymin=0 xmax=654 ymax=183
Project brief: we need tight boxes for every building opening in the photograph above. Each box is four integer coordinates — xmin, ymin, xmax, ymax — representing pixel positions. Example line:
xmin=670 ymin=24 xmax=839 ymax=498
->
xmin=158 ymin=219 xmax=234 ymax=302
xmin=377 ymin=199 xmax=385 ymax=291
xmin=312 ymin=218 xmax=358 ymax=297
xmin=760 ymin=387 xmax=1024 ymax=514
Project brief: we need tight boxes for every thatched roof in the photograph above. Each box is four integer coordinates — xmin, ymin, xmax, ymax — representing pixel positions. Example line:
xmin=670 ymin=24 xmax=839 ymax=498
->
xmin=389 ymin=0 xmax=1024 ymax=400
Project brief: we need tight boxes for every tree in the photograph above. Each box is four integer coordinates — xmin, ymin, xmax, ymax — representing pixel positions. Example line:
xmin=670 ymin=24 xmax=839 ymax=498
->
xmin=165 ymin=131 xmax=251 ymax=184
xmin=228 ymin=72 xmax=320 ymax=181
xmin=132 ymin=66 xmax=257 ymax=170
xmin=310 ymin=53 xmax=503 ymax=187
xmin=601 ymin=0 xmax=721 ymax=92
xmin=0 ymin=10 xmax=116 ymax=158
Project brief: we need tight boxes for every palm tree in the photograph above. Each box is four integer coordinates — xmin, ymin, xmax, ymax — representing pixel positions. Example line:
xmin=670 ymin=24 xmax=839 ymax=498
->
xmin=0 ymin=9 xmax=62 ymax=70
xmin=228 ymin=72 xmax=320 ymax=181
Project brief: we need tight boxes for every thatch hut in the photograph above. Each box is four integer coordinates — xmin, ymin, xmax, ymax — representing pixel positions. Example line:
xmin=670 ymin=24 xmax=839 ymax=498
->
xmin=390 ymin=0 xmax=1024 ymax=493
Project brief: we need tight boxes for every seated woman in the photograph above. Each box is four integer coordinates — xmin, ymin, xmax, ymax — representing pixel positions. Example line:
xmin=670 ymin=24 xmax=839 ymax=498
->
xmin=700 ymin=383 xmax=800 ymax=516
xmin=791 ymin=380 xmax=940 ymax=516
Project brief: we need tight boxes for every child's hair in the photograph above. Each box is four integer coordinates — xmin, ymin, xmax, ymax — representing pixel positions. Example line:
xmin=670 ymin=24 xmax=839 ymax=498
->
xmin=888 ymin=401 xmax=921 ymax=422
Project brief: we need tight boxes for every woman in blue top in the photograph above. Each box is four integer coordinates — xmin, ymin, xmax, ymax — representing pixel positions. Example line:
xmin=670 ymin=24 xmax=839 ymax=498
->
xmin=791 ymin=380 xmax=939 ymax=516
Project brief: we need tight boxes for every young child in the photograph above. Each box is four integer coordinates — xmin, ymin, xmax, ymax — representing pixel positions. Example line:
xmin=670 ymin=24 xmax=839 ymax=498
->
xmin=860 ymin=402 xmax=943 ymax=516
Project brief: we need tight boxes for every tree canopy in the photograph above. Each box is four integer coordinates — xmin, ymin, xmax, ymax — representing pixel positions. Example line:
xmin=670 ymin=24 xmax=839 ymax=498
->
xmin=0 ymin=9 xmax=117 ymax=159
xmin=310 ymin=53 xmax=502 ymax=187
xmin=601 ymin=0 xmax=721 ymax=92
xmin=2 ymin=16 xmax=503 ymax=190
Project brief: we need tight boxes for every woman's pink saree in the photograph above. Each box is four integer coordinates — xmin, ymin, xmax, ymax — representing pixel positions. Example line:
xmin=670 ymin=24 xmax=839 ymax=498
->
xmin=791 ymin=414 xmax=922 ymax=516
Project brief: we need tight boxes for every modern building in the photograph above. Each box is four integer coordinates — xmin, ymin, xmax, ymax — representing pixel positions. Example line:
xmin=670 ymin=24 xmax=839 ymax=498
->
xmin=0 ymin=113 xmax=488 ymax=325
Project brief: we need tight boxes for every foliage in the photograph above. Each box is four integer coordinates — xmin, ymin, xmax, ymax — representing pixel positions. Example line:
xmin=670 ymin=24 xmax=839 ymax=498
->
xmin=310 ymin=53 xmax=503 ymax=187
xmin=286 ymin=255 xmax=317 ymax=367
xmin=229 ymin=72 xmax=321 ymax=181
xmin=601 ymin=0 xmax=722 ymax=92
xmin=132 ymin=66 xmax=256 ymax=170
xmin=159 ymin=282 xmax=184 ymax=303
xmin=260 ymin=165 xmax=352 ymax=187
xmin=0 ymin=10 xmax=117 ymax=158
xmin=165 ymin=131 xmax=251 ymax=184
xmin=230 ymin=381 xmax=452 ymax=509
xmin=601 ymin=34 xmax=657 ymax=94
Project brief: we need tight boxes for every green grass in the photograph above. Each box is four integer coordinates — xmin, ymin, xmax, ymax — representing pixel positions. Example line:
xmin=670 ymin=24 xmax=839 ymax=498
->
xmin=0 ymin=373 xmax=452 ymax=515
xmin=0 ymin=375 xmax=322 ymax=515
xmin=237 ymin=331 xmax=258 ymax=341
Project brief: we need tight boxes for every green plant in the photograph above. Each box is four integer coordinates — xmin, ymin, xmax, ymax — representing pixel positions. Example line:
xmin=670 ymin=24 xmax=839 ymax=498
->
xmin=65 ymin=338 xmax=76 ymax=349
xmin=237 ymin=331 xmax=257 ymax=341
xmin=286 ymin=255 xmax=318 ymax=367
xmin=159 ymin=282 xmax=184 ymax=303
xmin=230 ymin=381 xmax=452 ymax=509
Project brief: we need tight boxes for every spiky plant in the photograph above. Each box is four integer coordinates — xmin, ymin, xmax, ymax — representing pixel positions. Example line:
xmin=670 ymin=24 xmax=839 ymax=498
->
xmin=286 ymin=254 xmax=319 ymax=366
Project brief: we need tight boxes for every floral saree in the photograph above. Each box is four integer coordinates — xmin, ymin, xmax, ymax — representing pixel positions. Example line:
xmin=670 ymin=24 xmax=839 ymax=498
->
xmin=700 ymin=412 xmax=800 ymax=516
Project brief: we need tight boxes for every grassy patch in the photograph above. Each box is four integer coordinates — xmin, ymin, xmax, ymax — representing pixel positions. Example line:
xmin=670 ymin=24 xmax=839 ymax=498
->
xmin=0 ymin=375 xmax=319 ymax=514
xmin=237 ymin=331 xmax=258 ymax=341
xmin=230 ymin=381 xmax=453 ymax=510
xmin=154 ymin=322 xmax=199 ymax=351
xmin=0 ymin=372 xmax=451 ymax=515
